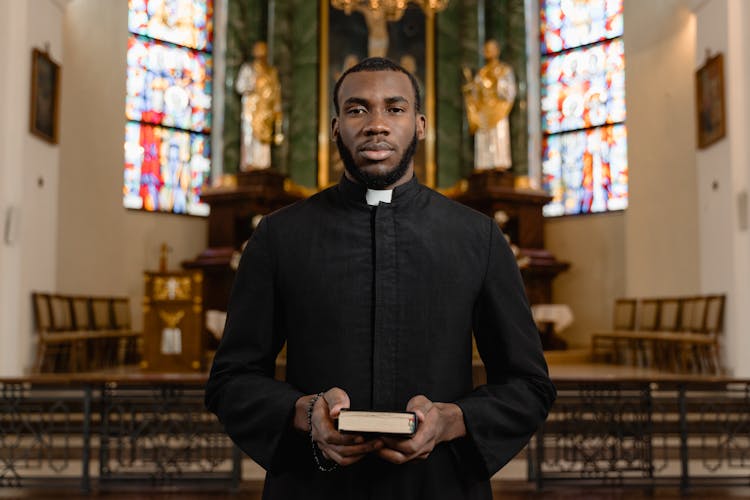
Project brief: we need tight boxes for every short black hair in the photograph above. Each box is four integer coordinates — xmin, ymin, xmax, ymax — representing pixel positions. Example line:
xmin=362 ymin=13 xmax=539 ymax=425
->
xmin=332 ymin=57 xmax=422 ymax=115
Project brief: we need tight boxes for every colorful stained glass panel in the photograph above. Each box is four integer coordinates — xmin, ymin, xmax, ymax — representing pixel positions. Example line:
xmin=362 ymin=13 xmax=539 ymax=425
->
xmin=124 ymin=122 xmax=211 ymax=216
xmin=126 ymin=35 xmax=212 ymax=133
xmin=541 ymin=0 xmax=623 ymax=54
xmin=541 ymin=38 xmax=625 ymax=134
xmin=128 ymin=0 xmax=213 ymax=51
xmin=542 ymin=124 xmax=628 ymax=216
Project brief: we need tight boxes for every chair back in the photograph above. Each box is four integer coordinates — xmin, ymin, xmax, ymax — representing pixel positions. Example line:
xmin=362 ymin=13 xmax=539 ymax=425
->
xmin=689 ymin=296 xmax=709 ymax=331
xmin=613 ymin=298 xmax=637 ymax=330
xmin=49 ymin=295 xmax=73 ymax=331
xmin=658 ymin=298 xmax=681 ymax=331
xmin=112 ymin=297 xmax=132 ymax=330
xmin=703 ymin=295 xmax=725 ymax=333
xmin=677 ymin=297 xmax=692 ymax=331
xmin=638 ymin=299 xmax=660 ymax=331
xmin=32 ymin=293 xmax=53 ymax=333
xmin=678 ymin=296 xmax=707 ymax=332
xmin=91 ymin=297 xmax=114 ymax=330
xmin=71 ymin=296 xmax=93 ymax=330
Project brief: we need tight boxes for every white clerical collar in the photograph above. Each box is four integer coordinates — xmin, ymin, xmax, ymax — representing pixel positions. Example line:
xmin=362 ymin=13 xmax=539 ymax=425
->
xmin=365 ymin=189 xmax=393 ymax=206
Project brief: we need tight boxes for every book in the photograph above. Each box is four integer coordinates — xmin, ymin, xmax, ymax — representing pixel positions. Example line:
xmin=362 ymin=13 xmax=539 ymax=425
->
xmin=337 ymin=409 xmax=418 ymax=436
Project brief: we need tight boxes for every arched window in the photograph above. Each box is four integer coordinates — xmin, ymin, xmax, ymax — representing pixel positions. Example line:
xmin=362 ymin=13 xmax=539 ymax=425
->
xmin=123 ymin=0 xmax=214 ymax=216
xmin=540 ymin=0 xmax=627 ymax=216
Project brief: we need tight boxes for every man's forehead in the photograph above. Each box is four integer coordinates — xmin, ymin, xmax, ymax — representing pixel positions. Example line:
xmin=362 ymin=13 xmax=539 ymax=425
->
xmin=339 ymin=70 xmax=415 ymax=102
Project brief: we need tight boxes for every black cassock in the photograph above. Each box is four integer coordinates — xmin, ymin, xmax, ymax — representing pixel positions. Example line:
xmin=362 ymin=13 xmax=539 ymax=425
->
xmin=205 ymin=175 xmax=556 ymax=500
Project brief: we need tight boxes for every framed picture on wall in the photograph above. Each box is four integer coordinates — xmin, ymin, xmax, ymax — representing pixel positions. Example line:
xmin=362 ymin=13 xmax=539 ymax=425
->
xmin=29 ymin=48 xmax=61 ymax=144
xmin=695 ymin=53 xmax=725 ymax=149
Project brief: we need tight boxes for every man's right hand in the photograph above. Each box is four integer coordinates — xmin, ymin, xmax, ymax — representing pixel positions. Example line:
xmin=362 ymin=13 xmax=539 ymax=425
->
xmin=294 ymin=387 xmax=383 ymax=467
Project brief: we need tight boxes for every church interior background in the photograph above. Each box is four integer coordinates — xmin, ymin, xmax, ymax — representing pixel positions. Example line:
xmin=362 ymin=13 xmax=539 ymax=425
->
xmin=2 ymin=0 xmax=750 ymax=495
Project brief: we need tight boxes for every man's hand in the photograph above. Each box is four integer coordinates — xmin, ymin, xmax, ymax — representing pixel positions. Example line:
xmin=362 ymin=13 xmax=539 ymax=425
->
xmin=294 ymin=387 xmax=383 ymax=467
xmin=377 ymin=395 xmax=466 ymax=464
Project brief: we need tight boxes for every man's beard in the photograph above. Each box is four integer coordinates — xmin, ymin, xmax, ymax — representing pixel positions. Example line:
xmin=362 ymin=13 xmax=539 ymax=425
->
xmin=337 ymin=133 xmax=418 ymax=190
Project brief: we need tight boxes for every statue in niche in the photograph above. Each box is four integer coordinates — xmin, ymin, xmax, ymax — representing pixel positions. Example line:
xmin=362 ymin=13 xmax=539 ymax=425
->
xmin=236 ymin=41 xmax=283 ymax=171
xmin=354 ymin=6 xmax=390 ymax=57
xmin=462 ymin=39 xmax=517 ymax=171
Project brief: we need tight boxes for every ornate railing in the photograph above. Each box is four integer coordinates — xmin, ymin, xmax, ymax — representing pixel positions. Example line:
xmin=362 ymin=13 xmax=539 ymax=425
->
xmin=0 ymin=375 xmax=239 ymax=492
xmin=4 ymin=373 xmax=750 ymax=492
xmin=531 ymin=377 xmax=750 ymax=490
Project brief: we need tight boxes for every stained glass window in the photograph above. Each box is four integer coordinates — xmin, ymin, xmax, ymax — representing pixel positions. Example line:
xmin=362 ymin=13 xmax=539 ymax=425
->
xmin=541 ymin=0 xmax=623 ymax=54
xmin=124 ymin=0 xmax=213 ymax=216
xmin=540 ymin=0 xmax=627 ymax=217
xmin=128 ymin=0 xmax=213 ymax=51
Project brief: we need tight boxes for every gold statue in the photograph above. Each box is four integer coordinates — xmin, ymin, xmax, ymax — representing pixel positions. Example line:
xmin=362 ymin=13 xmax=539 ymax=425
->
xmin=462 ymin=40 xmax=517 ymax=171
xmin=356 ymin=6 xmax=390 ymax=57
xmin=235 ymin=41 xmax=283 ymax=171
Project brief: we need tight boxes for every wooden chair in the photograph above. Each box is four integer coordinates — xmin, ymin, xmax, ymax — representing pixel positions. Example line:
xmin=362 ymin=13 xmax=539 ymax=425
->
xmin=638 ymin=299 xmax=660 ymax=330
xmin=649 ymin=298 xmax=680 ymax=370
xmin=33 ymin=293 xmax=55 ymax=372
xmin=614 ymin=298 xmax=637 ymax=330
xmin=650 ymin=295 xmax=725 ymax=374
xmin=112 ymin=297 xmax=141 ymax=366
xmin=69 ymin=296 xmax=91 ymax=371
xmin=89 ymin=297 xmax=119 ymax=369
xmin=590 ymin=298 xmax=637 ymax=362
xmin=622 ymin=299 xmax=660 ymax=366
xmin=35 ymin=294 xmax=84 ymax=372
xmin=700 ymin=294 xmax=726 ymax=372
xmin=678 ymin=295 xmax=725 ymax=373
xmin=609 ymin=298 xmax=660 ymax=366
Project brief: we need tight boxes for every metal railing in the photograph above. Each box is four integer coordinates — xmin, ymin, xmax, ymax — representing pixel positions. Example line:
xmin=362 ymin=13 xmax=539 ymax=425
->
xmin=0 ymin=374 xmax=239 ymax=492
xmin=531 ymin=378 xmax=750 ymax=490
xmin=4 ymin=373 xmax=750 ymax=492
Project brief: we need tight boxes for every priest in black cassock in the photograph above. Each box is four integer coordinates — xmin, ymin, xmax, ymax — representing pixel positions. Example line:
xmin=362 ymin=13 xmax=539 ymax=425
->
xmin=205 ymin=57 xmax=556 ymax=500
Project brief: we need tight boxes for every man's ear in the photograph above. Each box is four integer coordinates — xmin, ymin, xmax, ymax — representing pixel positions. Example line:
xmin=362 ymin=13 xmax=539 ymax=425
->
xmin=331 ymin=117 xmax=339 ymax=140
xmin=416 ymin=113 xmax=426 ymax=140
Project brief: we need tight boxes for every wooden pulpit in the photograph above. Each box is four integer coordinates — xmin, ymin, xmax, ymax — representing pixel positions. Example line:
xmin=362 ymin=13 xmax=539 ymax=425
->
xmin=141 ymin=270 xmax=204 ymax=372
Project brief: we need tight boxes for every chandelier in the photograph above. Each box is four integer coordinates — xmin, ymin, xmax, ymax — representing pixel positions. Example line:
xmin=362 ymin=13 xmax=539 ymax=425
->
xmin=330 ymin=0 xmax=450 ymax=21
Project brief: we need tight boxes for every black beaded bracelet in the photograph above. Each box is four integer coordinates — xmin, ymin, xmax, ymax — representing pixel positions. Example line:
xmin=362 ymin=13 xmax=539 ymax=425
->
xmin=307 ymin=392 xmax=338 ymax=472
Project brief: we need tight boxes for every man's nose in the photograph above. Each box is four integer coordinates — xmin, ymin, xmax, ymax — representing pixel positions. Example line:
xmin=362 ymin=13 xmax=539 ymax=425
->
xmin=363 ymin=111 xmax=390 ymax=135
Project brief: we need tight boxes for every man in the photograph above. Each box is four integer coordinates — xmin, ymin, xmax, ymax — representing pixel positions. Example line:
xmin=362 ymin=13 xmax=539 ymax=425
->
xmin=206 ymin=57 xmax=555 ymax=499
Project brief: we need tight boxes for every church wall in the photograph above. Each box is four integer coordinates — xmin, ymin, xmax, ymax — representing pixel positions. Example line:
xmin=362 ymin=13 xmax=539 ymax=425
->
xmin=0 ymin=0 xmax=65 ymax=376
xmin=545 ymin=0 xmax=700 ymax=348
xmin=693 ymin=0 xmax=750 ymax=376
xmin=727 ymin=0 xmax=750 ymax=376
xmin=623 ymin=0 xmax=699 ymax=297
xmin=56 ymin=0 xmax=207 ymax=335
xmin=545 ymin=214 xmax=626 ymax=348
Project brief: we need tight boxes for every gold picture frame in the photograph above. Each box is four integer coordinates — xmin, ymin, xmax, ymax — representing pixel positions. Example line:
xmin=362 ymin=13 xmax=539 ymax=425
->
xmin=29 ymin=48 xmax=61 ymax=144
xmin=317 ymin=0 xmax=437 ymax=188
xmin=696 ymin=53 xmax=725 ymax=149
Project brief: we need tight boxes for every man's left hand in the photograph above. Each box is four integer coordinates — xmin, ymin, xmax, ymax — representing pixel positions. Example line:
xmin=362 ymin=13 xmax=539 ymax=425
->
xmin=376 ymin=395 xmax=466 ymax=464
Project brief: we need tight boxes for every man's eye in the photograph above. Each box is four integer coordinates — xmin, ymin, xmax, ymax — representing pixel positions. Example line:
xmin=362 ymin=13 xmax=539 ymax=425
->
xmin=388 ymin=107 xmax=405 ymax=113
xmin=347 ymin=107 xmax=365 ymax=115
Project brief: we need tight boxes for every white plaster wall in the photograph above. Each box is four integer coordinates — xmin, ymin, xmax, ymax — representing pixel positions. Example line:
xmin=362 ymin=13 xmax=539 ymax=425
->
xmin=732 ymin=0 xmax=750 ymax=376
xmin=57 ymin=0 xmax=207 ymax=331
xmin=0 ymin=0 xmax=64 ymax=376
xmin=0 ymin=1 xmax=29 ymax=377
xmin=623 ymin=0 xmax=699 ymax=297
xmin=545 ymin=213 xmax=626 ymax=348
xmin=694 ymin=1 xmax=731 ymax=297
xmin=693 ymin=0 xmax=750 ymax=375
